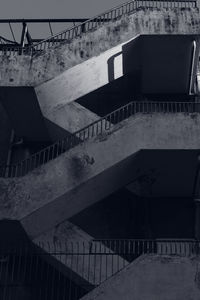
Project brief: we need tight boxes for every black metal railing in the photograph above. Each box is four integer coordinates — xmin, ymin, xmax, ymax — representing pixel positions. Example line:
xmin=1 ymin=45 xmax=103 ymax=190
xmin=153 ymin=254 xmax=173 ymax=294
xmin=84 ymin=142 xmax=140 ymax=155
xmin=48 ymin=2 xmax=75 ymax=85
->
xmin=93 ymin=238 xmax=200 ymax=258
xmin=0 ymin=0 xmax=197 ymax=56
xmin=0 ymin=101 xmax=199 ymax=178
xmin=0 ymin=239 xmax=199 ymax=300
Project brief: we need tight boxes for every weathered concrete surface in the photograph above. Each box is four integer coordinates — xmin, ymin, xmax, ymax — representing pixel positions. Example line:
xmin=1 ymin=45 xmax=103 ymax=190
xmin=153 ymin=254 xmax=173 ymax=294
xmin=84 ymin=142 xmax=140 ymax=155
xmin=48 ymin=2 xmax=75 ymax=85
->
xmin=47 ymin=101 xmax=100 ymax=132
xmin=81 ymin=255 xmax=200 ymax=300
xmin=1 ymin=113 xmax=200 ymax=237
xmin=34 ymin=220 xmax=128 ymax=286
xmin=35 ymin=34 xmax=198 ymax=117
xmin=0 ymin=8 xmax=200 ymax=86
xmin=34 ymin=35 xmax=137 ymax=118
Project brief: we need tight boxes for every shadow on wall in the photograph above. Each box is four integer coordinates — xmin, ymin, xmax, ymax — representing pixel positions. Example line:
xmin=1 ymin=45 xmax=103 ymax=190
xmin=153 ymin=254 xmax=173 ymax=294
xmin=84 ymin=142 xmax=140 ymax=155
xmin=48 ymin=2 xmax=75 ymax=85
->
xmin=107 ymin=34 xmax=196 ymax=95
xmin=77 ymin=34 xmax=197 ymax=116
xmin=76 ymin=36 xmax=142 ymax=116
xmin=0 ymin=102 xmax=12 ymax=165
xmin=0 ymin=86 xmax=74 ymax=164
xmin=107 ymin=35 xmax=141 ymax=83
xmin=70 ymin=190 xmax=195 ymax=240
xmin=10 ymin=119 xmax=74 ymax=164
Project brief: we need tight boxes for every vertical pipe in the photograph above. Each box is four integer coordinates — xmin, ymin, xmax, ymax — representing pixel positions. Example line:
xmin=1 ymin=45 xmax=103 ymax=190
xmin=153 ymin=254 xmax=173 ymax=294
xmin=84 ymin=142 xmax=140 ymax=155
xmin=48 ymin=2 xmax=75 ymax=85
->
xmin=189 ymin=40 xmax=197 ymax=95
xmin=5 ymin=130 xmax=15 ymax=178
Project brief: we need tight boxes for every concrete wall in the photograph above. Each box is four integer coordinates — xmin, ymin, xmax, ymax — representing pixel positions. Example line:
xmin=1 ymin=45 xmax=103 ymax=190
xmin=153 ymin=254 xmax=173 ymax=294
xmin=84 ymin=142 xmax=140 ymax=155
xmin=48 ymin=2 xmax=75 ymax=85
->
xmin=0 ymin=8 xmax=199 ymax=87
xmin=81 ymin=255 xmax=200 ymax=300
xmin=0 ymin=87 xmax=50 ymax=142
xmin=71 ymin=193 xmax=195 ymax=239
xmin=0 ymin=113 xmax=200 ymax=238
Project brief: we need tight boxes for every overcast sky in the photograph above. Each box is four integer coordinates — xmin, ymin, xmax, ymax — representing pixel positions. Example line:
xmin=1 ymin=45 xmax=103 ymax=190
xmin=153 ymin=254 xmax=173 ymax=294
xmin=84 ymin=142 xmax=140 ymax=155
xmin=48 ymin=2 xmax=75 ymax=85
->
xmin=1 ymin=0 xmax=124 ymax=41
xmin=1 ymin=0 xmax=124 ymax=18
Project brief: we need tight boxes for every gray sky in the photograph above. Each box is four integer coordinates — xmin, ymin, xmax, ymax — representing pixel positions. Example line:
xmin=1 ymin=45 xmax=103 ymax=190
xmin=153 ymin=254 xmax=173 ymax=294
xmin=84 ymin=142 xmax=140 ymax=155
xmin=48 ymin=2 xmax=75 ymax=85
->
xmin=0 ymin=0 xmax=124 ymax=18
xmin=0 ymin=0 xmax=124 ymax=41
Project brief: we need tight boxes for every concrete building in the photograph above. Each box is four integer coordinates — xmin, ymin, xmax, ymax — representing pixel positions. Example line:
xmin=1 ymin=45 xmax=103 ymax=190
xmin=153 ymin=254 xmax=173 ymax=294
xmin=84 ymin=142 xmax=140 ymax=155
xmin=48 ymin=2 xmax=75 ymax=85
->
xmin=0 ymin=0 xmax=200 ymax=299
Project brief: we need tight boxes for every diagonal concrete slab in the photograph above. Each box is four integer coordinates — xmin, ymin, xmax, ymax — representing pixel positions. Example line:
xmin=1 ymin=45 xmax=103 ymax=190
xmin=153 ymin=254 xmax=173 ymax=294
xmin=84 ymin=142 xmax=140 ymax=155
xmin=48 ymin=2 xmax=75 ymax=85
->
xmin=33 ymin=220 xmax=128 ymax=287
xmin=0 ymin=87 xmax=50 ymax=142
xmin=81 ymin=255 xmax=200 ymax=300
xmin=47 ymin=101 xmax=101 ymax=132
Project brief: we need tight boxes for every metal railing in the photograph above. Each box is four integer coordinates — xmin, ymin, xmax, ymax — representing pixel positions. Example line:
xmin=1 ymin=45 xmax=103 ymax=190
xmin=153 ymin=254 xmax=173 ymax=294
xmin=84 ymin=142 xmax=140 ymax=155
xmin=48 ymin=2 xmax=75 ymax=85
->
xmin=0 ymin=239 xmax=199 ymax=300
xmin=0 ymin=101 xmax=199 ymax=178
xmin=0 ymin=0 xmax=197 ymax=56
xmin=93 ymin=238 xmax=200 ymax=257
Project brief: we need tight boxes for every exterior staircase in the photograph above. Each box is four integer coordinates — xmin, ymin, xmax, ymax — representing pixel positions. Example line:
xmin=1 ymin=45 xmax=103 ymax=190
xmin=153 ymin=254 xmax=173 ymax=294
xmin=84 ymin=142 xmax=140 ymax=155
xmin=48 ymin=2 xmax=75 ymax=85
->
xmin=0 ymin=1 xmax=200 ymax=299
xmin=0 ymin=101 xmax=200 ymax=238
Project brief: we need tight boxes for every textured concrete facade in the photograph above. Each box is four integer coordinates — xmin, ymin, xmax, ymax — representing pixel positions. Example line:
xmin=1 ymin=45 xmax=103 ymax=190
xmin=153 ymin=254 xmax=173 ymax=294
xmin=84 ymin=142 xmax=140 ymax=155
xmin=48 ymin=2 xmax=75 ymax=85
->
xmin=0 ymin=8 xmax=200 ymax=86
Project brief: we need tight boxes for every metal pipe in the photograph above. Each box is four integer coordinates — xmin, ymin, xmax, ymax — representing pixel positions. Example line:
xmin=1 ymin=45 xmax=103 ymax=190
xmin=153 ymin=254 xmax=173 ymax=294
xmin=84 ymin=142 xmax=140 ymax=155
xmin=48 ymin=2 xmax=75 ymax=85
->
xmin=0 ymin=18 xmax=89 ymax=23
xmin=189 ymin=40 xmax=197 ymax=95
xmin=5 ymin=129 xmax=15 ymax=177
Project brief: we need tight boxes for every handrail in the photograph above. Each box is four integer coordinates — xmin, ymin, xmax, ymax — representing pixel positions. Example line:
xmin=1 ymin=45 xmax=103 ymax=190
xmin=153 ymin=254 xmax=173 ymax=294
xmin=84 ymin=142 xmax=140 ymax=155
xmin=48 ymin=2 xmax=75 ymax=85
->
xmin=28 ymin=0 xmax=138 ymax=53
xmin=0 ymin=100 xmax=200 ymax=178
xmin=1 ymin=238 xmax=199 ymax=254
xmin=26 ymin=0 xmax=198 ymax=54
xmin=0 ymin=239 xmax=199 ymax=299
xmin=0 ymin=0 xmax=197 ymax=56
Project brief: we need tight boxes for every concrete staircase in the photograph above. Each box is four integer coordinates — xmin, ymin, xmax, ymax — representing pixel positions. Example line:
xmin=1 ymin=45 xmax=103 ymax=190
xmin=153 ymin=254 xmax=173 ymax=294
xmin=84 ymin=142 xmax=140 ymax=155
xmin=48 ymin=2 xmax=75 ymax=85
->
xmin=0 ymin=6 xmax=199 ymax=87
xmin=0 ymin=108 xmax=200 ymax=238
xmin=34 ymin=34 xmax=199 ymax=131
xmin=1 ymin=31 xmax=198 ymax=137
xmin=0 ymin=2 xmax=200 ymax=299
xmin=0 ymin=2 xmax=198 ymax=146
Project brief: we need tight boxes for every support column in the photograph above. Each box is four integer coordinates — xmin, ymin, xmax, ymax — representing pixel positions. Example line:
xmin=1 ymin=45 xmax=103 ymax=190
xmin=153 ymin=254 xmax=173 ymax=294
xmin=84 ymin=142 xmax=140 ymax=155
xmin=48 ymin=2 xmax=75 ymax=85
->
xmin=195 ymin=199 xmax=200 ymax=239
xmin=138 ymin=174 xmax=154 ymax=239
xmin=194 ymin=155 xmax=200 ymax=240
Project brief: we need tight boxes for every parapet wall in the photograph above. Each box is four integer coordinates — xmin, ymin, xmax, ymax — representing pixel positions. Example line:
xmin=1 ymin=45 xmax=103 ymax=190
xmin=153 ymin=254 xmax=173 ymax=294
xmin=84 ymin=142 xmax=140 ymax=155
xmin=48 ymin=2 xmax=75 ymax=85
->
xmin=0 ymin=8 xmax=199 ymax=86
xmin=81 ymin=255 xmax=200 ymax=300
